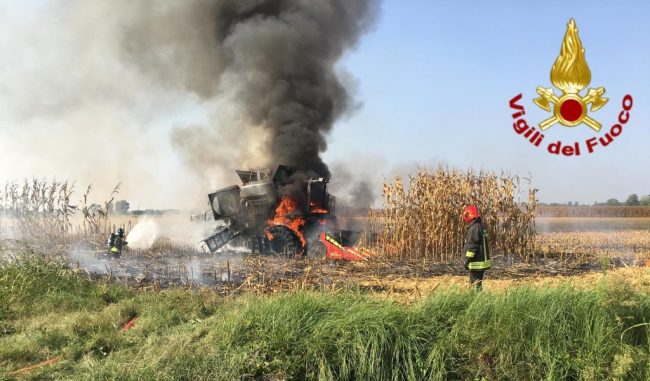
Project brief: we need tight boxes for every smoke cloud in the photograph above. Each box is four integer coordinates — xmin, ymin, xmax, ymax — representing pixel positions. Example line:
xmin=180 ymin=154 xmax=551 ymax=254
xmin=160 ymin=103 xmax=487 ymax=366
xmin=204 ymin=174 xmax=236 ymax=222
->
xmin=329 ymin=159 xmax=386 ymax=213
xmin=160 ymin=0 xmax=380 ymax=179
xmin=0 ymin=1 xmax=379 ymax=207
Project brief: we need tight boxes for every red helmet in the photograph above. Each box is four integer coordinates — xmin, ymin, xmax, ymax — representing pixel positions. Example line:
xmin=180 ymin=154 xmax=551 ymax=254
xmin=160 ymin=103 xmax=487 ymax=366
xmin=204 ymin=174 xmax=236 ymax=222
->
xmin=462 ymin=205 xmax=479 ymax=223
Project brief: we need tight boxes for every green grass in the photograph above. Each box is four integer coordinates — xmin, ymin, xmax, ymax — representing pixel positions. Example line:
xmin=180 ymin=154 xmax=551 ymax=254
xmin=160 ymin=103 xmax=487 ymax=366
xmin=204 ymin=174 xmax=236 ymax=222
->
xmin=1 ymin=256 xmax=649 ymax=380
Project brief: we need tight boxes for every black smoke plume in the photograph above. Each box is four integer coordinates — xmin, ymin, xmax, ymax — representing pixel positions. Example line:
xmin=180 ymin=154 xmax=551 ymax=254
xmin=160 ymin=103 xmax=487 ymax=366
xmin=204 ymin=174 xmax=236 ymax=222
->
xmin=125 ymin=0 xmax=379 ymax=180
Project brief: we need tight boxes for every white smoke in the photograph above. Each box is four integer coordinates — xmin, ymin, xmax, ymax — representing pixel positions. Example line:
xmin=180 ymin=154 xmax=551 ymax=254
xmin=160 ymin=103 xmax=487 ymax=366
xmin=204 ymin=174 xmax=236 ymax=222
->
xmin=125 ymin=215 xmax=212 ymax=249
xmin=0 ymin=2 xmax=247 ymax=209
xmin=126 ymin=216 xmax=160 ymax=249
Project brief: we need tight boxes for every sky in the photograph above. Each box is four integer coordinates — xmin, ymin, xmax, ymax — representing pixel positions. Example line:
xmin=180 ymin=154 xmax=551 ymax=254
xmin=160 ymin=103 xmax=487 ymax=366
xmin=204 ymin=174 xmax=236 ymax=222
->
xmin=328 ymin=0 xmax=650 ymax=204
xmin=0 ymin=0 xmax=648 ymax=208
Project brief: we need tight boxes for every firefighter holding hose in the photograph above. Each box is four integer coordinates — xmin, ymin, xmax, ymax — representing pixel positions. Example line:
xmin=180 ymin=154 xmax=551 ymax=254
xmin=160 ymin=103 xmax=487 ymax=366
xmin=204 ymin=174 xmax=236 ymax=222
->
xmin=462 ymin=205 xmax=491 ymax=290
xmin=107 ymin=228 xmax=127 ymax=259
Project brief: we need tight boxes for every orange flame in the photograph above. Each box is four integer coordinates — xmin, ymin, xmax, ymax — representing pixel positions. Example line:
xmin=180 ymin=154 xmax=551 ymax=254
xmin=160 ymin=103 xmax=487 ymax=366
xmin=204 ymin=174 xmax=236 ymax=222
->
xmin=268 ymin=197 xmax=306 ymax=247
xmin=309 ymin=201 xmax=328 ymax=214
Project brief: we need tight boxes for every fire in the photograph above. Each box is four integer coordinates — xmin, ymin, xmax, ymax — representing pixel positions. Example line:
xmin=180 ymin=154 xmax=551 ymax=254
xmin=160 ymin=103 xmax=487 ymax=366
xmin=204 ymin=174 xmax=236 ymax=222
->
xmin=267 ymin=197 xmax=307 ymax=247
xmin=309 ymin=201 xmax=328 ymax=214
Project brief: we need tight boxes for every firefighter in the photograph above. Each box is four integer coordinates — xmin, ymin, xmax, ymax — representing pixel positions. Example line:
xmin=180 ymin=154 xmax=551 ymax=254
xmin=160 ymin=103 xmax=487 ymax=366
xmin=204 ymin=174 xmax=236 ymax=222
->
xmin=108 ymin=228 xmax=128 ymax=258
xmin=462 ymin=205 xmax=491 ymax=290
xmin=107 ymin=232 xmax=116 ymax=252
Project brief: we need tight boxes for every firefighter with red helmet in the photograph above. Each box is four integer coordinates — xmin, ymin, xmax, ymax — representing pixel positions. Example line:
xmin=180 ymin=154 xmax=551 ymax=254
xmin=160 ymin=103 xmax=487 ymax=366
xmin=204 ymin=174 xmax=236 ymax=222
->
xmin=462 ymin=205 xmax=491 ymax=290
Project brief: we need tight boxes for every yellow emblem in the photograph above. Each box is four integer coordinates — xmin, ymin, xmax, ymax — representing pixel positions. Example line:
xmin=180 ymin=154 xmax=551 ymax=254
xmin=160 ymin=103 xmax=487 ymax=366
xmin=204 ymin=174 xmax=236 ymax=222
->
xmin=534 ymin=19 xmax=608 ymax=131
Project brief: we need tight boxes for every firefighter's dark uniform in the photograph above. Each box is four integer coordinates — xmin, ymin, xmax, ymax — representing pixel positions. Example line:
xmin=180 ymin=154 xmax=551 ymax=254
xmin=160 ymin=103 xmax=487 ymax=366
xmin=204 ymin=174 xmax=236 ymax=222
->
xmin=463 ymin=218 xmax=491 ymax=290
xmin=108 ymin=230 xmax=126 ymax=259
xmin=107 ymin=233 xmax=116 ymax=252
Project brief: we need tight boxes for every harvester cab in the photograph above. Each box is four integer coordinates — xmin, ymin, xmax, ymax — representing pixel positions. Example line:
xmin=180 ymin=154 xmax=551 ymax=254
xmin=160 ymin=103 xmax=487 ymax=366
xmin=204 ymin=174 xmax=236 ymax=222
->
xmin=202 ymin=166 xmax=336 ymax=256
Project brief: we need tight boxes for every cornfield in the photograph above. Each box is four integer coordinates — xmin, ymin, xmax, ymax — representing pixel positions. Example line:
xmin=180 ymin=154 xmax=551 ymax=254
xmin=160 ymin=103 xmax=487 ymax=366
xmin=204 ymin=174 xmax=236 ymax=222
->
xmin=1 ymin=180 xmax=75 ymax=239
xmin=0 ymin=179 xmax=126 ymax=248
xmin=366 ymin=167 xmax=538 ymax=261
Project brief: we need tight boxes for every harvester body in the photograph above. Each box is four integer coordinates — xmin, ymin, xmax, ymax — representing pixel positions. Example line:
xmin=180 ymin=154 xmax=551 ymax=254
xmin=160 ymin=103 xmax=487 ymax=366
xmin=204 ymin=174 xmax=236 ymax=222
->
xmin=203 ymin=166 xmax=338 ymax=257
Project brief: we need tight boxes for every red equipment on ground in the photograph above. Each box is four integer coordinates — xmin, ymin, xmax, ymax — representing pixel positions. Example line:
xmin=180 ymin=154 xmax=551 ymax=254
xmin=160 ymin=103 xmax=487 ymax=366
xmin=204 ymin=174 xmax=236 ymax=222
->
xmin=121 ymin=316 xmax=139 ymax=332
xmin=318 ymin=232 xmax=375 ymax=261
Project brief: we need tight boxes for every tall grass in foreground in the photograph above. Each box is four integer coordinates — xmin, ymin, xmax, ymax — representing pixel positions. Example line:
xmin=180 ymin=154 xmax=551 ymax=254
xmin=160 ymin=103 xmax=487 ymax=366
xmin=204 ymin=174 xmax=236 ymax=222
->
xmin=1 ymin=257 xmax=649 ymax=381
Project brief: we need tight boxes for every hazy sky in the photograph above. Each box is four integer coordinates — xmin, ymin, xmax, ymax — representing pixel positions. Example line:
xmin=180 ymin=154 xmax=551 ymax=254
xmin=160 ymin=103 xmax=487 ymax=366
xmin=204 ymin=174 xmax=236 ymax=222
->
xmin=0 ymin=1 xmax=648 ymax=208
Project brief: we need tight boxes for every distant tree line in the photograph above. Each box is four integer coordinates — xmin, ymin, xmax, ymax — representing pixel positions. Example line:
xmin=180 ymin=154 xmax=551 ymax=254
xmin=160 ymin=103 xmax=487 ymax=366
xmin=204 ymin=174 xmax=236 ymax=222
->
xmin=596 ymin=193 xmax=649 ymax=206
xmin=106 ymin=200 xmax=130 ymax=214
xmin=541 ymin=194 xmax=650 ymax=207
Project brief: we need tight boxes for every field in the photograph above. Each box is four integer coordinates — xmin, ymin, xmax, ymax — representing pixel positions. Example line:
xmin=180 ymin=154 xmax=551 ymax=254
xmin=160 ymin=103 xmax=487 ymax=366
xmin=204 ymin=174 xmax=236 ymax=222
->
xmin=1 ymin=216 xmax=649 ymax=380
xmin=536 ymin=217 xmax=650 ymax=232
xmin=2 ymin=179 xmax=650 ymax=380
xmin=1 ymin=255 xmax=649 ymax=380
xmin=2 ymin=214 xmax=645 ymax=296
xmin=538 ymin=206 xmax=650 ymax=218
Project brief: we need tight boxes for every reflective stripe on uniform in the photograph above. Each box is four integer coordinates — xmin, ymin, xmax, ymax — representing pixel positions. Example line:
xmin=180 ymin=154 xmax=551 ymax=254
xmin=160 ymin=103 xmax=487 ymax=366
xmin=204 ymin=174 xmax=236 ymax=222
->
xmin=465 ymin=251 xmax=475 ymax=258
xmin=468 ymin=259 xmax=491 ymax=270
xmin=110 ymin=247 xmax=119 ymax=253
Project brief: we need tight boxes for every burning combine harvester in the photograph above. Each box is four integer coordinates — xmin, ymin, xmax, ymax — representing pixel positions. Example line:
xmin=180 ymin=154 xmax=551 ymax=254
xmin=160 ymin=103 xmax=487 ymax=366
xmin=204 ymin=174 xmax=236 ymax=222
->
xmin=202 ymin=166 xmax=373 ymax=261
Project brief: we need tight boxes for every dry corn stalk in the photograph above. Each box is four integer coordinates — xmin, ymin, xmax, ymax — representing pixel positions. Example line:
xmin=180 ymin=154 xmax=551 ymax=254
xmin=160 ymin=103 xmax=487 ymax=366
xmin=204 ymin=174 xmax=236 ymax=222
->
xmin=365 ymin=167 xmax=538 ymax=261
xmin=0 ymin=179 xmax=123 ymax=246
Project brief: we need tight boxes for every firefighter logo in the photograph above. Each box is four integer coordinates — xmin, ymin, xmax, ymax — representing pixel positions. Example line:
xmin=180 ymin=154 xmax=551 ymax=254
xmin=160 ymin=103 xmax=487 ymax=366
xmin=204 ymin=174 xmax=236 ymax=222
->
xmin=533 ymin=18 xmax=608 ymax=132
xmin=509 ymin=18 xmax=633 ymax=156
